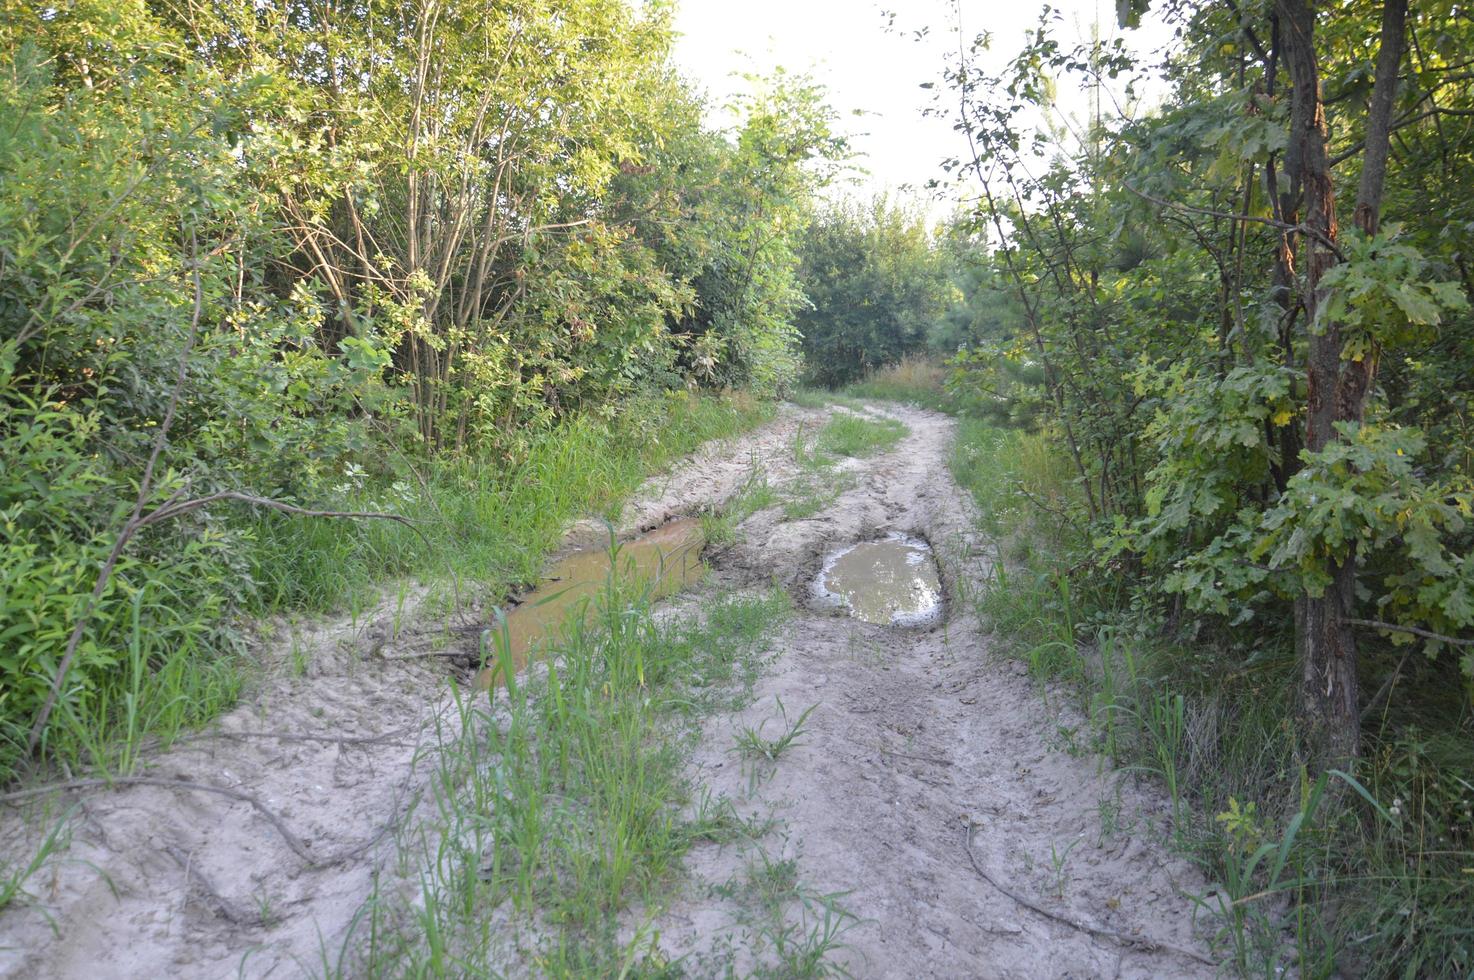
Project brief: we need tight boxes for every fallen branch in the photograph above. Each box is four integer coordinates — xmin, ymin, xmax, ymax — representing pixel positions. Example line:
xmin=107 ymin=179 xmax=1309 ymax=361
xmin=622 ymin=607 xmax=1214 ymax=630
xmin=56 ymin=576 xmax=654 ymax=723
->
xmin=164 ymin=844 xmax=257 ymax=926
xmin=0 ymin=776 xmax=391 ymax=869
xmin=962 ymin=822 xmax=1214 ymax=966
xmin=879 ymin=747 xmax=954 ymax=767
xmin=170 ymin=728 xmax=415 ymax=749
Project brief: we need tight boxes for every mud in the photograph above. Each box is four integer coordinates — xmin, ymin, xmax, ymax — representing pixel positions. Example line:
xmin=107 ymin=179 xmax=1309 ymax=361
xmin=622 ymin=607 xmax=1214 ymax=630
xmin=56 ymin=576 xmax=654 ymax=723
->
xmin=474 ymin=516 xmax=706 ymax=689
xmin=811 ymin=533 xmax=942 ymax=627
xmin=0 ymin=401 xmax=1220 ymax=978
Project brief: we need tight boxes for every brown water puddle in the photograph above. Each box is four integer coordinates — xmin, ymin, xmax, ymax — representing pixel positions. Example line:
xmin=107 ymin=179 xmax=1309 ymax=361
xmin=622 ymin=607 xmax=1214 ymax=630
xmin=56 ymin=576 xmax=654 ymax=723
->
xmin=812 ymin=534 xmax=942 ymax=627
xmin=473 ymin=518 xmax=706 ymax=690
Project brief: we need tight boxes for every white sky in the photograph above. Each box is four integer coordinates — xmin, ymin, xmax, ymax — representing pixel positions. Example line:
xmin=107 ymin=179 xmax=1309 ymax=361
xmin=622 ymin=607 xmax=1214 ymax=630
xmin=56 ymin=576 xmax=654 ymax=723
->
xmin=670 ymin=0 xmax=1174 ymax=217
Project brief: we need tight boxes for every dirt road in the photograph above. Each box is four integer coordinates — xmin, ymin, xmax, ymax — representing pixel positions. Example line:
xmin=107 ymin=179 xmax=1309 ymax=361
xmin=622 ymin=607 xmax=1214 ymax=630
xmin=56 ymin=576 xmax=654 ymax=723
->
xmin=0 ymin=401 xmax=1216 ymax=978
xmin=649 ymin=403 xmax=1216 ymax=977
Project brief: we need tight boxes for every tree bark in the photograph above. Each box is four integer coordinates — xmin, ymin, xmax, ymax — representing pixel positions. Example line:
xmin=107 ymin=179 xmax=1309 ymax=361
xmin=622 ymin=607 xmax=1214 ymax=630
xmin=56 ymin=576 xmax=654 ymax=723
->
xmin=1277 ymin=0 xmax=1407 ymax=773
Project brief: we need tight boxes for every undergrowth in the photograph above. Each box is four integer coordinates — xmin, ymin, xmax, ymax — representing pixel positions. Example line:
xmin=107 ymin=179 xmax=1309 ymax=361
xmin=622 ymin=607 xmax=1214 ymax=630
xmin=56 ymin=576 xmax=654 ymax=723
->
xmin=950 ymin=418 xmax=1474 ymax=979
xmin=841 ymin=355 xmax=959 ymax=414
xmin=11 ymin=391 xmax=772 ymax=785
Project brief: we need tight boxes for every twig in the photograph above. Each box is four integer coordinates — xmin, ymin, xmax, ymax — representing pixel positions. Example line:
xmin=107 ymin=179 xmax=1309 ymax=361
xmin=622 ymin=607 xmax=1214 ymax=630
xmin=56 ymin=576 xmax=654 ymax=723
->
xmin=170 ymin=728 xmax=415 ymax=748
xmin=879 ymin=747 xmax=954 ymax=767
xmin=962 ymin=823 xmax=1214 ymax=966
xmin=1347 ymin=618 xmax=1474 ymax=647
xmin=0 ymin=777 xmax=389 ymax=868
xmin=1120 ymin=180 xmax=1346 ymax=262
xmin=164 ymin=844 xmax=256 ymax=926
xmin=1360 ymin=650 xmax=1413 ymax=722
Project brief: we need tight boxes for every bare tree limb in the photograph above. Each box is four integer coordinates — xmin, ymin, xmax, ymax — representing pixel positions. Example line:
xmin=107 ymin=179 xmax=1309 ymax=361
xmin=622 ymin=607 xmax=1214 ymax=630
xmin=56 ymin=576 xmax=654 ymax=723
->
xmin=962 ymin=823 xmax=1215 ymax=966
xmin=26 ymin=239 xmax=426 ymax=756
xmin=1120 ymin=179 xmax=1346 ymax=261
xmin=1346 ymin=618 xmax=1474 ymax=647
xmin=0 ymin=777 xmax=389 ymax=867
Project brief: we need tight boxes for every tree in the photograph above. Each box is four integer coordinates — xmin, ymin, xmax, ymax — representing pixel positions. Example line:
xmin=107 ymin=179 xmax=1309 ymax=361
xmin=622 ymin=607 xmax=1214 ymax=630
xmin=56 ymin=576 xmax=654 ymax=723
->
xmin=796 ymin=195 xmax=952 ymax=387
xmin=943 ymin=0 xmax=1472 ymax=774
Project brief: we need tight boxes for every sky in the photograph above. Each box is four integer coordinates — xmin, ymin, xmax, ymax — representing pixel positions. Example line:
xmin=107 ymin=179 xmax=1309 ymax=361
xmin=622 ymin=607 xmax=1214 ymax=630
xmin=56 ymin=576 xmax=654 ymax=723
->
xmin=670 ymin=0 xmax=1175 ymax=218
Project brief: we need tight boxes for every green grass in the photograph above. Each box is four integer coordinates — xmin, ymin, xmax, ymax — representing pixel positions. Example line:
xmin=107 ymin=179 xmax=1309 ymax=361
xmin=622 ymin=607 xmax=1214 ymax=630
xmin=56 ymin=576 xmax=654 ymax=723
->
xmin=248 ymin=390 xmax=772 ymax=613
xmin=949 ymin=418 xmax=1474 ymax=979
xmin=771 ymin=410 xmax=904 ymax=521
xmin=20 ymin=390 xmax=772 ymax=785
xmin=702 ymin=458 xmax=780 ymax=547
xmin=734 ymin=697 xmax=819 ymax=764
xmin=812 ymin=413 xmax=906 ymax=459
xmin=0 ymin=802 xmax=77 ymax=912
xmin=842 ymin=355 xmax=957 ymax=414
xmin=324 ymin=567 xmax=806 ymax=976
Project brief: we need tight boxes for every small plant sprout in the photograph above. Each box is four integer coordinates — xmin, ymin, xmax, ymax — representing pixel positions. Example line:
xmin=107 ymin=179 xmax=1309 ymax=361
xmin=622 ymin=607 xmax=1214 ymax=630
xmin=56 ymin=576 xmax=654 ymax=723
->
xmin=1048 ymin=837 xmax=1082 ymax=899
xmin=734 ymin=698 xmax=820 ymax=764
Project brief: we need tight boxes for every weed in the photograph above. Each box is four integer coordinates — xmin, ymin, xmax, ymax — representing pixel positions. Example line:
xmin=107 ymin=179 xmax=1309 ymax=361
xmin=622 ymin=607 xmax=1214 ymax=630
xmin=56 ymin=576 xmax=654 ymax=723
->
xmin=320 ymin=566 xmax=795 ymax=975
xmin=813 ymin=413 xmax=906 ymax=459
xmin=1047 ymin=837 xmax=1081 ymax=899
xmin=757 ymin=888 xmax=859 ymax=979
xmin=0 ymin=804 xmax=75 ymax=912
xmin=734 ymin=698 xmax=820 ymax=764
xmin=702 ymin=458 xmax=779 ymax=547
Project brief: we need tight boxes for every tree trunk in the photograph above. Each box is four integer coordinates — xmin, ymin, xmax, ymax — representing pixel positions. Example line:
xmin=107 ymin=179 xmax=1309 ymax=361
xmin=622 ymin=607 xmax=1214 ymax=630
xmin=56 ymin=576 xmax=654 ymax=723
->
xmin=1278 ymin=0 xmax=1407 ymax=773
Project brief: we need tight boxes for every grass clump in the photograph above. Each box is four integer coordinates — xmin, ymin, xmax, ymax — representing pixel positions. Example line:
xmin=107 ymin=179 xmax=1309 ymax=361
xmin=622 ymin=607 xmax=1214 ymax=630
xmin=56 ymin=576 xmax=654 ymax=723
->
xmin=335 ymin=570 xmax=804 ymax=977
xmin=734 ymin=698 xmax=819 ymax=764
xmin=813 ymin=413 xmax=906 ymax=459
xmin=702 ymin=458 xmax=781 ymax=547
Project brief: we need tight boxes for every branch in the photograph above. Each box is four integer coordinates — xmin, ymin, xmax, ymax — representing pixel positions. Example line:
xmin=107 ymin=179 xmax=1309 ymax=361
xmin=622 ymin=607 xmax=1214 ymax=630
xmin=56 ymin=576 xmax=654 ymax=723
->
xmin=27 ymin=234 xmax=207 ymax=753
xmin=962 ymin=823 xmax=1214 ymax=966
xmin=0 ymin=776 xmax=390 ymax=868
xmin=26 ymin=240 xmax=426 ymax=755
xmin=1346 ymin=618 xmax=1474 ymax=647
xmin=1120 ymin=180 xmax=1346 ymax=261
xmin=1360 ymin=649 xmax=1413 ymax=722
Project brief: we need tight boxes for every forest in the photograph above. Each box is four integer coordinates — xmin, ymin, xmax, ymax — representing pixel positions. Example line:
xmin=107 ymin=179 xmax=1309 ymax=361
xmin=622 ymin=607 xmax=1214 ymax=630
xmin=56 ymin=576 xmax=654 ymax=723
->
xmin=1 ymin=0 xmax=1472 ymax=977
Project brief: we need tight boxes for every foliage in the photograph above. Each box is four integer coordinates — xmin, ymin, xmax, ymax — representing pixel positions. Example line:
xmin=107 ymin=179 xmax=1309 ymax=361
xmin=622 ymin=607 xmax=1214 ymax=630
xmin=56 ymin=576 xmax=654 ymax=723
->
xmin=796 ymin=195 xmax=952 ymax=387
xmin=925 ymin=0 xmax=1474 ymax=971
xmin=0 ymin=0 xmax=841 ymax=778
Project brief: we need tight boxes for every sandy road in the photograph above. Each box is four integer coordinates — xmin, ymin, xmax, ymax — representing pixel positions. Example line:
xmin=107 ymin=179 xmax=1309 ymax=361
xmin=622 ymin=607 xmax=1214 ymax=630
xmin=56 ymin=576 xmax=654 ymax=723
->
xmin=0 ymin=401 xmax=1217 ymax=978
xmin=651 ymin=402 xmax=1217 ymax=978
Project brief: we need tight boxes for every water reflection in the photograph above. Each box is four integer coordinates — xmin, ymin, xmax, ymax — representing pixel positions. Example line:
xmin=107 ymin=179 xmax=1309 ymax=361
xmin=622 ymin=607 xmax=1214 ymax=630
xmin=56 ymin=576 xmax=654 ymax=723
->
xmin=813 ymin=534 xmax=942 ymax=627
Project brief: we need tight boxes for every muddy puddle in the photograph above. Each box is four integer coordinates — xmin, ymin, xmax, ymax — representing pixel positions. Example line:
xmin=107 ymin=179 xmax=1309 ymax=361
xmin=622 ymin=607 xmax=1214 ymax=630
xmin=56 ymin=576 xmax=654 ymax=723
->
xmin=475 ymin=518 xmax=706 ymax=689
xmin=811 ymin=533 xmax=942 ymax=627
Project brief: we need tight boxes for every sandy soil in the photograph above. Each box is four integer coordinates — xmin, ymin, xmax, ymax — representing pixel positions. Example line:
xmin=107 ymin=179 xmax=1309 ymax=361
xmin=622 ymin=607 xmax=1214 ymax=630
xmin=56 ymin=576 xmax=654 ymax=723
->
xmin=0 ymin=402 xmax=1219 ymax=978
xmin=648 ymin=403 xmax=1218 ymax=978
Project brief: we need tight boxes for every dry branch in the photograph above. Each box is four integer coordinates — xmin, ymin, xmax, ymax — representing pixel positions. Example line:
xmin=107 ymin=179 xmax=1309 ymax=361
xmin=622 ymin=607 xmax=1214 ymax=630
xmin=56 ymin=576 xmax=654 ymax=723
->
xmin=0 ymin=776 xmax=393 ymax=869
xmin=962 ymin=822 xmax=1215 ymax=967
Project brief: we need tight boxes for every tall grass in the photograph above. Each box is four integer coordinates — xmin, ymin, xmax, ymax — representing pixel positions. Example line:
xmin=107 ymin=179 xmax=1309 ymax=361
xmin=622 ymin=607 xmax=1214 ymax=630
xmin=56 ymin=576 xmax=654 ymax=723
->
xmin=843 ymin=355 xmax=957 ymax=413
xmin=328 ymin=568 xmax=798 ymax=976
xmin=248 ymin=390 xmax=771 ymax=612
xmin=950 ymin=418 xmax=1474 ymax=979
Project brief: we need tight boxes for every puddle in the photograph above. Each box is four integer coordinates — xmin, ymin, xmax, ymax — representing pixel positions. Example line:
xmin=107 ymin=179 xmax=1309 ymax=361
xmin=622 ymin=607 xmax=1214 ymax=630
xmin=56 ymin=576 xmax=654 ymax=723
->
xmin=474 ymin=518 xmax=706 ymax=689
xmin=811 ymin=533 xmax=942 ymax=627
